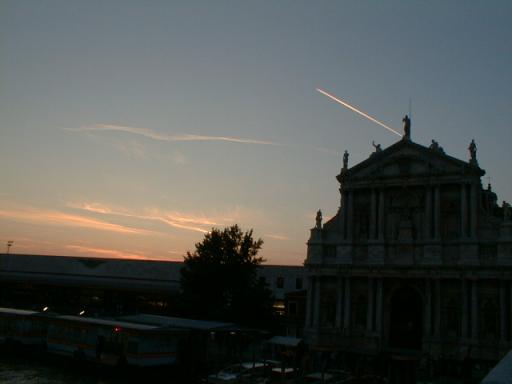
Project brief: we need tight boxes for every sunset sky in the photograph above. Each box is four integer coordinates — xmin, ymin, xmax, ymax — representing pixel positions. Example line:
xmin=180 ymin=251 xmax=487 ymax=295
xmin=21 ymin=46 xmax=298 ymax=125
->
xmin=1 ymin=1 xmax=511 ymax=265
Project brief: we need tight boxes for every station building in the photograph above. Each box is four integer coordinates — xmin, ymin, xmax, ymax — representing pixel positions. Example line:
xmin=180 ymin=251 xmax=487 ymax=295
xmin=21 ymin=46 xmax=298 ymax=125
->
xmin=0 ymin=253 xmax=306 ymax=321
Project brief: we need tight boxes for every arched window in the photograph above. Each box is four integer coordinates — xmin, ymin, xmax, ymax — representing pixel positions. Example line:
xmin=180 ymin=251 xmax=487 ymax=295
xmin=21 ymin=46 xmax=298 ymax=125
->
xmin=480 ymin=298 xmax=499 ymax=340
xmin=441 ymin=297 xmax=460 ymax=339
xmin=353 ymin=294 xmax=367 ymax=330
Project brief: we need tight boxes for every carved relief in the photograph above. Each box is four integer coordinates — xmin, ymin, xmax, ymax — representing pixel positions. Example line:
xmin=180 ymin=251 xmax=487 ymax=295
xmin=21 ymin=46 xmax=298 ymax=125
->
xmin=387 ymin=188 xmax=423 ymax=241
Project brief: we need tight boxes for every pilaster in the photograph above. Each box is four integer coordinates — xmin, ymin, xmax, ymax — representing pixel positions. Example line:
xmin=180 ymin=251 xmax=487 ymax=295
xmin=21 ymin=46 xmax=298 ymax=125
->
xmin=375 ymin=278 xmax=383 ymax=335
xmin=460 ymin=183 xmax=467 ymax=238
xmin=378 ymin=189 xmax=385 ymax=240
xmin=343 ymin=277 xmax=351 ymax=331
xmin=500 ymin=280 xmax=507 ymax=342
xmin=335 ymin=277 xmax=344 ymax=329
xmin=367 ymin=277 xmax=374 ymax=332
xmin=313 ymin=277 xmax=321 ymax=328
xmin=461 ymin=279 xmax=469 ymax=339
xmin=425 ymin=279 xmax=432 ymax=337
xmin=305 ymin=276 xmax=314 ymax=328
xmin=369 ymin=189 xmax=376 ymax=240
xmin=470 ymin=280 xmax=479 ymax=341
xmin=434 ymin=186 xmax=441 ymax=240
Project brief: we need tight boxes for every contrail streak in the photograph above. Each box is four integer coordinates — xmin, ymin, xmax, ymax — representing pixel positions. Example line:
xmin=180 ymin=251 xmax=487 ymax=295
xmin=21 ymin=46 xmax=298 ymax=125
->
xmin=316 ymin=88 xmax=402 ymax=137
xmin=69 ymin=124 xmax=280 ymax=146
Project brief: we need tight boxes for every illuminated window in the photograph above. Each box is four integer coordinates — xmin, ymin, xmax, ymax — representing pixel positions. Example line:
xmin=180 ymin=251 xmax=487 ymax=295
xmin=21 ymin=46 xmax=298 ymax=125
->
xmin=273 ymin=300 xmax=285 ymax=316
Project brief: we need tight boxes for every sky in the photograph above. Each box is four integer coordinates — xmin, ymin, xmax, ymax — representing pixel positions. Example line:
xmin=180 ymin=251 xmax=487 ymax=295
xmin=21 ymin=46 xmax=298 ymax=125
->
xmin=1 ymin=1 xmax=511 ymax=265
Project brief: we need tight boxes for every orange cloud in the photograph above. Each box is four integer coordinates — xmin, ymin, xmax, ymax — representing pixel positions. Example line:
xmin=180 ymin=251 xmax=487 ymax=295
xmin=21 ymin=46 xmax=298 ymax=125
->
xmin=65 ymin=245 xmax=151 ymax=260
xmin=264 ymin=234 xmax=289 ymax=241
xmin=70 ymin=202 xmax=229 ymax=234
xmin=0 ymin=206 xmax=151 ymax=235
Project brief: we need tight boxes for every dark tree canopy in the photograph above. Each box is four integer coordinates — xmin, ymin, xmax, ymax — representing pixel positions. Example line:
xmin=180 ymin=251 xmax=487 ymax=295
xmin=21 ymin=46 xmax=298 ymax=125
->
xmin=180 ymin=225 xmax=274 ymax=328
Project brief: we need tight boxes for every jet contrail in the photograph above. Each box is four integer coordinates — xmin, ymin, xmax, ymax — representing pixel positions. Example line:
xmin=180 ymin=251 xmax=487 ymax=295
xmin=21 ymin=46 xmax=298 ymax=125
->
xmin=316 ymin=88 xmax=402 ymax=137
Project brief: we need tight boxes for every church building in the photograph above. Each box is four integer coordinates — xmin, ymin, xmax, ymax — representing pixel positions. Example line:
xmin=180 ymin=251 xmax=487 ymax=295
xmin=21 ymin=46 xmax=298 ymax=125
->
xmin=304 ymin=117 xmax=512 ymax=376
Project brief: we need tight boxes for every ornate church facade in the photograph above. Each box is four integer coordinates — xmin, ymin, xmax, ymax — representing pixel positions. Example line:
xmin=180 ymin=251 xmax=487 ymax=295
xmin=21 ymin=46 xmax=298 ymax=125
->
xmin=304 ymin=120 xmax=512 ymax=369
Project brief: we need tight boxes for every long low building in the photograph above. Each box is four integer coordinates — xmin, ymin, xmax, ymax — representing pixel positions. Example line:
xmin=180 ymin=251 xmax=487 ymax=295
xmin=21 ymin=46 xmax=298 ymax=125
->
xmin=0 ymin=254 xmax=182 ymax=294
xmin=0 ymin=253 xmax=306 ymax=319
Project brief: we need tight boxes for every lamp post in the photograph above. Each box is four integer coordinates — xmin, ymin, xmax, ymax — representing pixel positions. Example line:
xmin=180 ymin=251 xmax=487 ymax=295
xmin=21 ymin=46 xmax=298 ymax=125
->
xmin=6 ymin=241 xmax=13 ymax=254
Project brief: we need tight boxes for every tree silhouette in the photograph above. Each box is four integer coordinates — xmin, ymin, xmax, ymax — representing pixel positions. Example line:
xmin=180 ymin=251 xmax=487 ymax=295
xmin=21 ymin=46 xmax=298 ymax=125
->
xmin=180 ymin=225 xmax=274 ymax=328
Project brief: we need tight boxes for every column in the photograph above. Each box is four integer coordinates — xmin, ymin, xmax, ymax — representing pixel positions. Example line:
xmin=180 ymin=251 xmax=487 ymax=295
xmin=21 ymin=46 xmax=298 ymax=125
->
xmin=460 ymin=183 xmax=467 ymax=238
xmin=367 ymin=278 xmax=374 ymax=332
xmin=500 ymin=280 xmax=507 ymax=341
xmin=425 ymin=279 xmax=432 ymax=337
xmin=340 ymin=191 xmax=347 ymax=240
xmin=434 ymin=186 xmax=441 ymax=239
xmin=370 ymin=189 xmax=377 ymax=240
xmin=347 ymin=191 xmax=354 ymax=240
xmin=510 ymin=282 xmax=512 ymax=342
xmin=313 ymin=277 xmax=321 ymax=328
xmin=434 ymin=279 xmax=441 ymax=337
xmin=343 ymin=277 xmax=351 ymax=330
xmin=471 ymin=280 xmax=479 ymax=340
xmin=378 ymin=189 xmax=385 ymax=240
xmin=461 ymin=279 xmax=468 ymax=339
xmin=375 ymin=278 xmax=383 ymax=334
xmin=424 ymin=186 xmax=432 ymax=239
xmin=305 ymin=276 xmax=314 ymax=327
xmin=470 ymin=183 xmax=478 ymax=238
xmin=335 ymin=277 xmax=344 ymax=329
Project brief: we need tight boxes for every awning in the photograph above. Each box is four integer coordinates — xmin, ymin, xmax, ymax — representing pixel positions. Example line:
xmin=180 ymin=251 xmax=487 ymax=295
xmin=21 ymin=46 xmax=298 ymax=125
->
xmin=265 ymin=336 xmax=302 ymax=347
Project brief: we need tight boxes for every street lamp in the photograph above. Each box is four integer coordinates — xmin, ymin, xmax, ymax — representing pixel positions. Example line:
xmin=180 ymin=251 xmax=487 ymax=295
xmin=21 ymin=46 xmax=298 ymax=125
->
xmin=6 ymin=241 xmax=13 ymax=254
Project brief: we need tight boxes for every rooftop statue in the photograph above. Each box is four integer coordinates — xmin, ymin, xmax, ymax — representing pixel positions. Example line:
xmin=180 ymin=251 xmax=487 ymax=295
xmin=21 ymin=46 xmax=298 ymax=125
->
xmin=315 ymin=209 xmax=323 ymax=229
xmin=469 ymin=139 xmax=478 ymax=165
xmin=343 ymin=150 xmax=349 ymax=170
xmin=372 ymin=141 xmax=382 ymax=153
xmin=429 ymin=139 xmax=445 ymax=153
xmin=503 ymin=201 xmax=511 ymax=222
xmin=402 ymin=115 xmax=411 ymax=140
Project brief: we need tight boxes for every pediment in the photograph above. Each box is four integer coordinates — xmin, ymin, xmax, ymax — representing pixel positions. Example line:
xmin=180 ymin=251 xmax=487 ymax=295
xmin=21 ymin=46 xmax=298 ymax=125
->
xmin=343 ymin=140 xmax=481 ymax=182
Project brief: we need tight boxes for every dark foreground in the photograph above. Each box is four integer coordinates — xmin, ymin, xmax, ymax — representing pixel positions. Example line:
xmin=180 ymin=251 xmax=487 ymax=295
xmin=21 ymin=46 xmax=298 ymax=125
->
xmin=0 ymin=346 xmax=492 ymax=384
xmin=0 ymin=349 xmax=188 ymax=384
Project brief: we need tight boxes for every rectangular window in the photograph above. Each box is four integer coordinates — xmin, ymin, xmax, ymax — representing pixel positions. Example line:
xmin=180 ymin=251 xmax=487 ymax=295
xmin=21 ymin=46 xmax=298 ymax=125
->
xmin=288 ymin=301 xmax=297 ymax=316
xmin=296 ymin=277 xmax=303 ymax=290
xmin=276 ymin=276 xmax=284 ymax=289
xmin=323 ymin=245 xmax=336 ymax=258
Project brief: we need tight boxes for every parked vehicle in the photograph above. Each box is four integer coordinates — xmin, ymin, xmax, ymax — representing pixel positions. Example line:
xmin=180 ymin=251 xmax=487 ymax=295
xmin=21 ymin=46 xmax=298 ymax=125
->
xmin=46 ymin=314 xmax=184 ymax=366
xmin=0 ymin=307 xmax=47 ymax=345
xmin=208 ymin=362 xmax=268 ymax=383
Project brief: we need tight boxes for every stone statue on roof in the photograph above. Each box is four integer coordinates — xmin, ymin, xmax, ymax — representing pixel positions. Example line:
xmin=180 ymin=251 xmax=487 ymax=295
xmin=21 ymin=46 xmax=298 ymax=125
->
xmin=503 ymin=201 xmax=511 ymax=222
xmin=469 ymin=139 xmax=478 ymax=166
xmin=372 ymin=141 xmax=382 ymax=153
xmin=402 ymin=115 xmax=411 ymax=140
xmin=429 ymin=139 xmax=445 ymax=153
xmin=315 ymin=209 xmax=323 ymax=229
xmin=343 ymin=150 xmax=349 ymax=170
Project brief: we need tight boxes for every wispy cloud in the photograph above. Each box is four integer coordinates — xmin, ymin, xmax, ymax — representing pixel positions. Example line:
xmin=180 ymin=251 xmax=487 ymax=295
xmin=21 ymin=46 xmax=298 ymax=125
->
xmin=69 ymin=201 xmax=228 ymax=234
xmin=264 ymin=234 xmax=289 ymax=241
xmin=0 ymin=206 xmax=151 ymax=235
xmin=65 ymin=245 xmax=151 ymax=260
xmin=113 ymin=139 xmax=146 ymax=159
xmin=66 ymin=123 xmax=344 ymax=158
xmin=172 ymin=150 xmax=187 ymax=164
xmin=68 ymin=123 xmax=280 ymax=146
